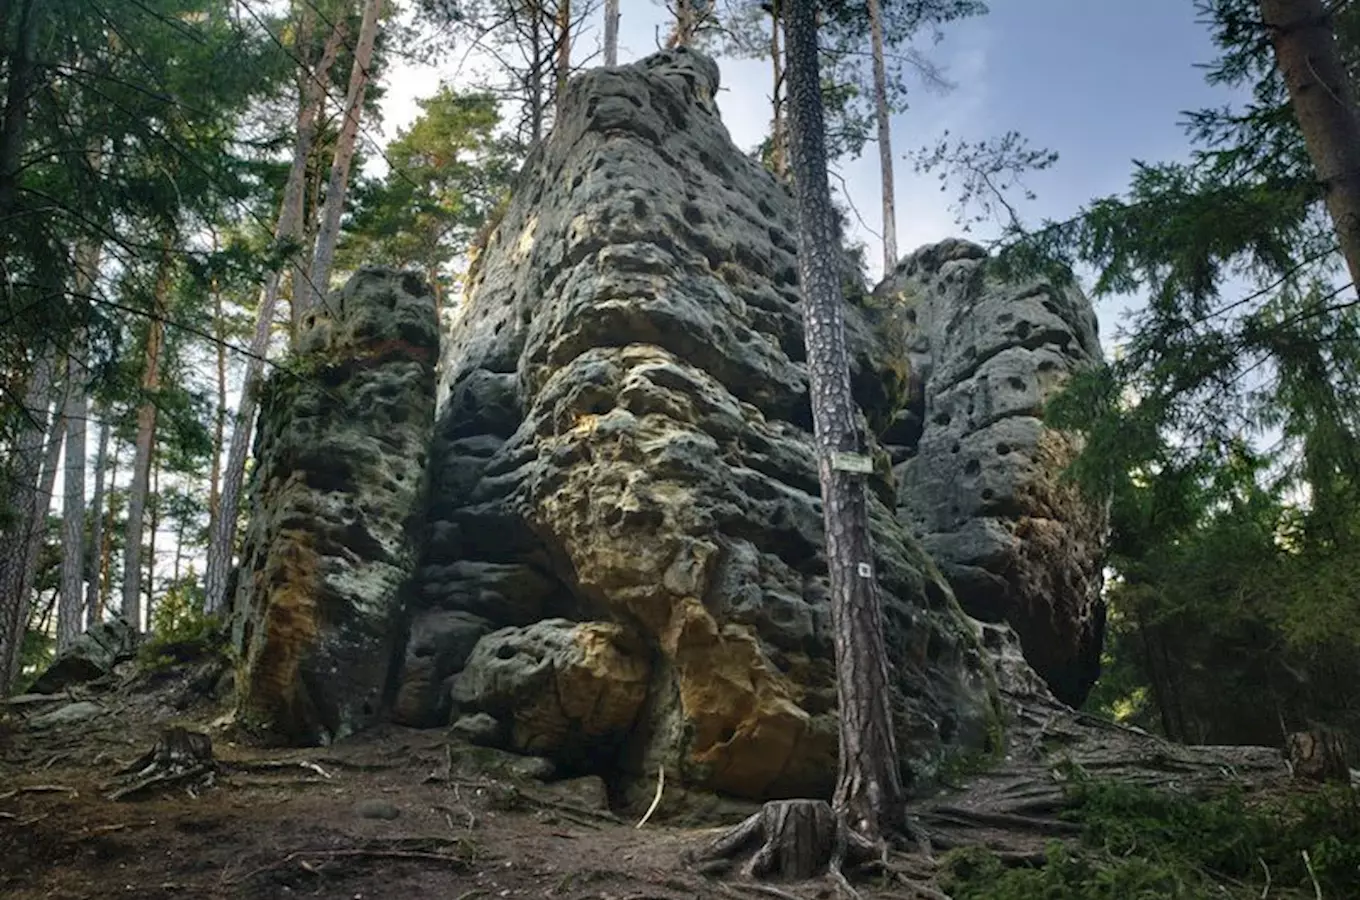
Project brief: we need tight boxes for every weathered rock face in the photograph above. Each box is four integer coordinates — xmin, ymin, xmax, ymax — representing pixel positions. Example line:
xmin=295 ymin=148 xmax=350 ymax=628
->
xmin=876 ymin=239 xmax=1108 ymax=706
xmin=232 ymin=268 xmax=438 ymax=744
xmin=29 ymin=618 xmax=137 ymax=693
xmin=403 ymin=48 xmax=1000 ymax=800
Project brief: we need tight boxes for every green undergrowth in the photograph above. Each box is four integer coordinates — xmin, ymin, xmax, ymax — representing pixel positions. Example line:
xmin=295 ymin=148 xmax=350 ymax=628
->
xmin=137 ymin=581 xmax=227 ymax=673
xmin=939 ymin=779 xmax=1360 ymax=899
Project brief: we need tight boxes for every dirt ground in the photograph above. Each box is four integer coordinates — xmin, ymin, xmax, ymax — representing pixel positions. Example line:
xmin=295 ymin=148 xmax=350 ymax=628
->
xmin=2 ymin=655 xmax=1297 ymax=900
xmin=0 ymin=664 xmax=953 ymax=900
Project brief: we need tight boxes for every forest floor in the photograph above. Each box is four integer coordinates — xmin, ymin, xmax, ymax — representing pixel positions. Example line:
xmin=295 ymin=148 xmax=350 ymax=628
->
xmin=0 ymin=659 xmax=1297 ymax=900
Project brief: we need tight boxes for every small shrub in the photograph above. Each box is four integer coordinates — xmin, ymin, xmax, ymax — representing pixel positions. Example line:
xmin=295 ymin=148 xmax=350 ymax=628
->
xmin=138 ymin=579 xmax=225 ymax=672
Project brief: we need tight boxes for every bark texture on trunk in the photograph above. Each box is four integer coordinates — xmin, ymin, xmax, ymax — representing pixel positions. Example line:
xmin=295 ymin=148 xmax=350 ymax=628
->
xmin=58 ymin=240 xmax=102 ymax=651
xmin=0 ymin=347 xmax=57 ymax=692
xmin=770 ymin=8 xmax=787 ymax=180
xmin=96 ymin=443 xmax=120 ymax=623
xmin=0 ymin=0 xmax=39 ymax=224
xmin=555 ymin=0 xmax=571 ymax=120
xmin=203 ymin=11 xmax=347 ymax=616
xmin=603 ymin=0 xmax=619 ymax=65
xmin=785 ymin=0 xmax=905 ymax=843
xmin=867 ymin=0 xmax=897 ymax=272
xmin=58 ymin=346 xmax=89 ymax=650
xmin=1262 ymin=0 xmax=1360 ymax=297
xmin=303 ymin=0 xmax=381 ymax=319
xmin=121 ymin=257 xmax=169 ymax=633
xmin=18 ymin=397 xmax=67 ymax=681
xmin=85 ymin=417 xmax=110 ymax=624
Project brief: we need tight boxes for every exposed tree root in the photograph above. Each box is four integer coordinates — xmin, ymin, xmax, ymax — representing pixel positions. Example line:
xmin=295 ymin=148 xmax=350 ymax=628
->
xmin=107 ymin=726 xmax=215 ymax=801
xmin=688 ymin=798 xmax=895 ymax=899
xmin=690 ymin=799 xmax=837 ymax=880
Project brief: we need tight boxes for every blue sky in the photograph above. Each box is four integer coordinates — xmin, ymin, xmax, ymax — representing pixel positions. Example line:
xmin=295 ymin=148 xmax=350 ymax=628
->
xmin=382 ymin=0 xmax=1245 ymax=345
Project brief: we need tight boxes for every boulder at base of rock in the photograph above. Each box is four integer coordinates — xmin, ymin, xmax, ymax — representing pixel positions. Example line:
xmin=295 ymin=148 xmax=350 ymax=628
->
xmin=450 ymin=620 xmax=651 ymax=770
xmin=879 ymin=238 xmax=1109 ymax=706
xmin=231 ymin=268 xmax=438 ymax=744
xmin=29 ymin=618 xmax=138 ymax=693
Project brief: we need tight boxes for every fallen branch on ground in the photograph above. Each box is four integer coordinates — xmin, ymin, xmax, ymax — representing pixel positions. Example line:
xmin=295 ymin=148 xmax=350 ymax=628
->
xmin=636 ymin=766 xmax=666 ymax=829
xmin=0 ymin=784 xmax=79 ymax=800
xmin=221 ymin=758 xmax=333 ymax=779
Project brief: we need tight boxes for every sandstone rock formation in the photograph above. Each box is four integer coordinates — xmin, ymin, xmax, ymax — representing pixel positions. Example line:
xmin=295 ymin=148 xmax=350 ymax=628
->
xmin=29 ymin=618 xmax=137 ymax=693
xmin=402 ymin=48 xmax=1000 ymax=800
xmin=877 ymin=239 xmax=1108 ymax=706
xmin=232 ymin=268 xmax=438 ymax=744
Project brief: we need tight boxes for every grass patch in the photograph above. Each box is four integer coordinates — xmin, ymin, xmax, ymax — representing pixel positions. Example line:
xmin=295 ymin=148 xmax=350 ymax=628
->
xmin=939 ymin=779 xmax=1360 ymax=898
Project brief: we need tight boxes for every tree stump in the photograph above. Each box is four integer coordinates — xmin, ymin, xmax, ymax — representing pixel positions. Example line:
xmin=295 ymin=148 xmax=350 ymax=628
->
xmin=689 ymin=799 xmax=839 ymax=880
xmin=108 ymin=726 xmax=215 ymax=800
xmin=1287 ymin=729 xmax=1351 ymax=784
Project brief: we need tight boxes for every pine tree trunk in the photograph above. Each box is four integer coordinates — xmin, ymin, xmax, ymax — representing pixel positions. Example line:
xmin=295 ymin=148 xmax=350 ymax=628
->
xmin=121 ymin=246 xmax=173 ymax=633
xmin=121 ymin=307 xmax=165 ymax=633
xmin=146 ymin=457 xmax=160 ymax=626
xmin=867 ymin=0 xmax=897 ymax=272
xmin=303 ymin=0 xmax=383 ymax=318
xmin=525 ymin=2 xmax=546 ymax=146
xmin=96 ymin=442 xmax=120 ymax=624
xmin=785 ymin=0 xmax=905 ymax=844
xmin=0 ymin=347 xmax=57 ymax=693
xmin=209 ymin=234 xmax=225 ymax=524
xmin=58 ymin=240 xmax=102 ymax=651
xmin=555 ymin=0 xmax=571 ymax=119
xmin=85 ymin=417 xmax=110 ymax=625
xmin=668 ymin=0 xmax=695 ymax=48
xmin=16 ymin=399 xmax=67 ymax=677
xmin=770 ymin=7 xmax=788 ymax=180
xmin=1261 ymin=0 xmax=1360 ymax=298
xmin=58 ymin=345 xmax=89 ymax=650
xmin=0 ymin=0 xmax=39 ymax=224
xmin=203 ymin=12 xmax=348 ymax=617
xmin=603 ymin=0 xmax=619 ymax=65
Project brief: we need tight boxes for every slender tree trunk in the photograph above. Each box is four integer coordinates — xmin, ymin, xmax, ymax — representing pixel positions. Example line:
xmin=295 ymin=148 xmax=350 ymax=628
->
xmin=172 ymin=513 xmax=184 ymax=585
xmin=58 ymin=353 xmax=89 ymax=649
xmin=303 ymin=0 xmax=383 ymax=318
xmin=555 ymin=0 xmax=571 ymax=119
xmin=529 ymin=9 xmax=545 ymax=145
xmin=97 ymin=443 xmax=120 ymax=623
xmin=15 ymin=400 xmax=66 ymax=677
xmin=867 ymin=0 xmax=897 ymax=272
xmin=603 ymin=0 xmax=619 ymax=65
xmin=58 ymin=240 xmax=102 ymax=651
xmin=668 ymin=0 xmax=695 ymax=47
xmin=1262 ymin=0 xmax=1360 ymax=298
xmin=770 ymin=7 xmax=788 ymax=180
xmin=0 ymin=0 xmax=39 ymax=225
xmin=145 ymin=457 xmax=160 ymax=628
xmin=85 ymin=417 xmax=110 ymax=625
xmin=121 ymin=250 xmax=171 ymax=633
xmin=209 ymin=234 xmax=225 ymax=523
xmin=0 ymin=347 xmax=57 ymax=692
xmin=785 ymin=0 xmax=905 ymax=844
xmin=203 ymin=11 xmax=347 ymax=617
